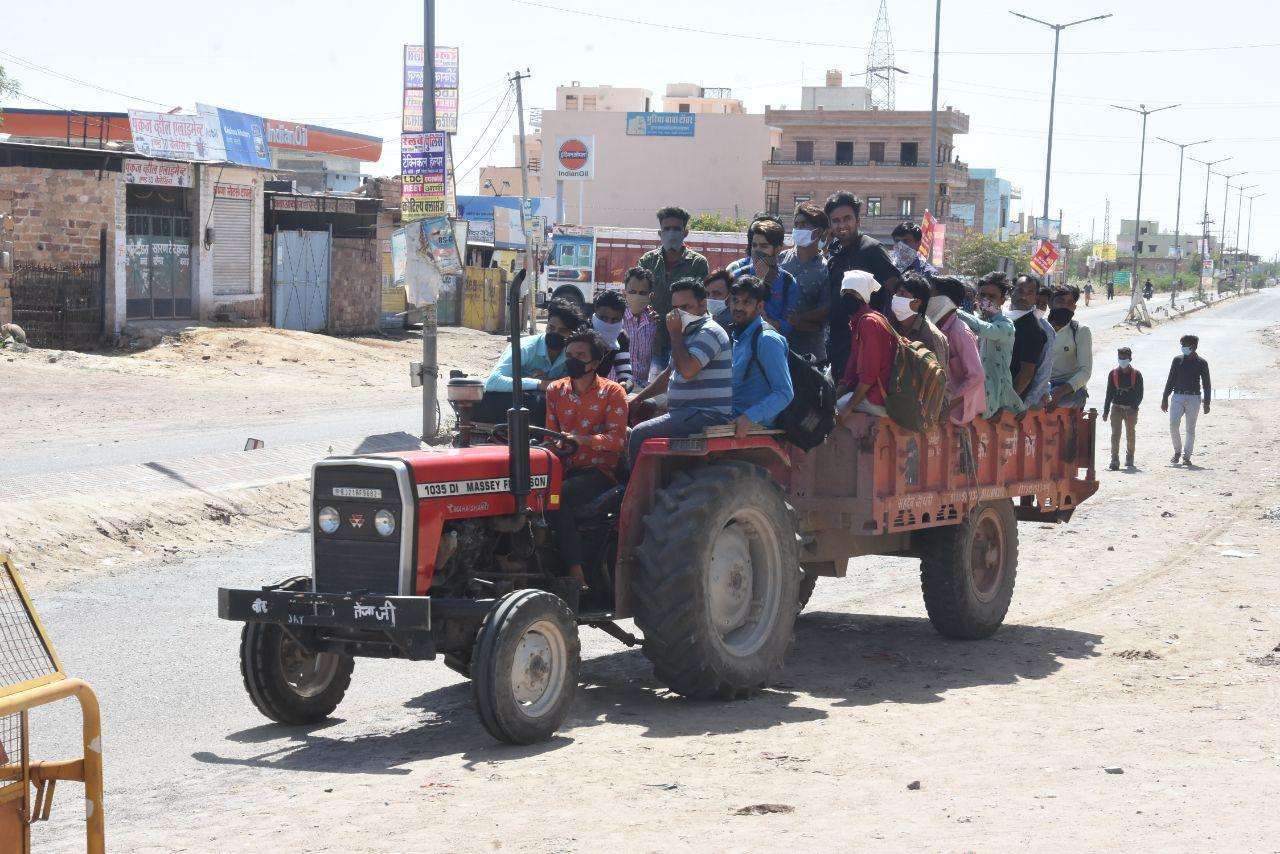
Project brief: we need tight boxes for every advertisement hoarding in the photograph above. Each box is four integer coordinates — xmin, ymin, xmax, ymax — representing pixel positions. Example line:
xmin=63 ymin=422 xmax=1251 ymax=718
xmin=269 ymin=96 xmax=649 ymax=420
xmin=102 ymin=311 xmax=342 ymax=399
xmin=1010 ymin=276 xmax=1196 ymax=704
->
xmin=123 ymin=160 xmax=193 ymax=187
xmin=127 ymin=110 xmax=221 ymax=160
xmin=624 ymin=112 xmax=696 ymax=137
xmin=198 ymin=104 xmax=271 ymax=168
xmin=554 ymin=136 xmax=595 ymax=181
xmin=401 ymin=44 xmax=460 ymax=134
xmin=401 ymin=132 xmax=447 ymax=222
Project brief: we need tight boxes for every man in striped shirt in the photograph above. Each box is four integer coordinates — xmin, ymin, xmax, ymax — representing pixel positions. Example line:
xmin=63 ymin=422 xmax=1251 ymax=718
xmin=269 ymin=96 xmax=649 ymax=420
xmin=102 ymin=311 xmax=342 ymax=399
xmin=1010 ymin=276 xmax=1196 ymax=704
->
xmin=627 ymin=277 xmax=732 ymax=464
xmin=621 ymin=266 xmax=659 ymax=386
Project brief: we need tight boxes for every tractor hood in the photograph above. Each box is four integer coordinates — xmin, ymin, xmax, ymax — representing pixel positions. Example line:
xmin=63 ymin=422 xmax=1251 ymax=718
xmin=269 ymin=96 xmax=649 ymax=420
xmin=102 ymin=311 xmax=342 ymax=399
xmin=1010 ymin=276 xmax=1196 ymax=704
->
xmin=388 ymin=445 xmax=562 ymax=507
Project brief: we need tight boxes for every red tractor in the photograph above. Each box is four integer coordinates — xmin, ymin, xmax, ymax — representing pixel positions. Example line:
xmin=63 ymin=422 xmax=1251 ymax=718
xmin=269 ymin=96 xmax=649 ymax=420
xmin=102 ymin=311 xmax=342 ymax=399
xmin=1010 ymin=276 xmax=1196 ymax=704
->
xmin=219 ymin=276 xmax=1099 ymax=744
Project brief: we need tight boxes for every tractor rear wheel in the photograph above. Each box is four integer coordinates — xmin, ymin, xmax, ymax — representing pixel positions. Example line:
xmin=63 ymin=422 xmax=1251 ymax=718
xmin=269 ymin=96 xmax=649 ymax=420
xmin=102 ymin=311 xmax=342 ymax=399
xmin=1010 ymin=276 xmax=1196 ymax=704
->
xmin=918 ymin=500 xmax=1019 ymax=639
xmin=634 ymin=462 xmax=800 ymax=699
xmin=796 ymin=568 xmax=819 ymax=614
xmin=471 ymin=589 xmax=580 ymax=744
xmin=239 ymin=576 xmax=354 ymax=725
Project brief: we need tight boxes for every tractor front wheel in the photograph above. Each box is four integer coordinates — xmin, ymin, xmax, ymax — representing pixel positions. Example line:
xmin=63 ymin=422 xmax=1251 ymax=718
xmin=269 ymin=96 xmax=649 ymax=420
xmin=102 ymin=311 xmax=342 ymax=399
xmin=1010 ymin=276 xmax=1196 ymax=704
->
xmin=471 ymin=589 xmax=580 ymax=744
xmin=634 ymin=462 xmax=800 ymax=699
xmin=239 ymin=577 xmax=354 ymax=725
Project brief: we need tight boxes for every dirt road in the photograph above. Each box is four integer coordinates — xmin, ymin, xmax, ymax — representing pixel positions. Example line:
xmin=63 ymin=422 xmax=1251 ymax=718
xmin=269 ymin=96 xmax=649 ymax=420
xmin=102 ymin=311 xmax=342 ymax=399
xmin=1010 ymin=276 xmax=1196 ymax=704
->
xmin=22 ymin=293 xmax=1280 ymax=851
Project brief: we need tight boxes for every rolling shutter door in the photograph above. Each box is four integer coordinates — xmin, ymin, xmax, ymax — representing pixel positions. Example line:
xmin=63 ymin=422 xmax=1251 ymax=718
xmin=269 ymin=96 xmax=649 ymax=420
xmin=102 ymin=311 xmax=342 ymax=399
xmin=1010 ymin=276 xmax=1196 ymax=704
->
xmin=211 ymin=196 xmax=253 ymax=295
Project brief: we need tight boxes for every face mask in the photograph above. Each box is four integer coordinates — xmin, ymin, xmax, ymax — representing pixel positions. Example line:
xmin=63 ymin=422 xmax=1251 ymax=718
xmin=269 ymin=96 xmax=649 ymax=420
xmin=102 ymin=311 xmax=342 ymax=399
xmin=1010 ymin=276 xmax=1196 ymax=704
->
xmin=978 ymin=297 xmax=999 ymax=317
xmin=592 ymin=314 xmax=624 ymax=342
xmin=1006 ymin=307 xmax=1033 ymax=321
xmin=1181 ymin=346 xmax=1193 ymax=357
xmin=660 ymin=229 xmax=683 ymax=251
xmin=678 ymin=309 xmax=702 ymax=330
xmin=793 ymin=228 xmax=815 ymax=248
xmin=1118 ymin=359 xmax=1131 ymax=369
xmin=564 ymin=356 xmax=591 ymax=379
xmin=706 ymin=298 xmax=727 ymax=316
xmin=891 ymin=295 xmax=917 ymax=322
xmin=625 ymin=293 xmax=650 ymax=314
xmin=544 ymin=331 xmax=566 ymax=351
xmin=925 ymin=295 xmax=954 ymax=323
xmin=892 ymin=241 xmax=916 ymax=269
xmin=1047 ymin=307 xmax=1074 ymax=327
xmin=751 ymin=248 xmax=773 ymax=266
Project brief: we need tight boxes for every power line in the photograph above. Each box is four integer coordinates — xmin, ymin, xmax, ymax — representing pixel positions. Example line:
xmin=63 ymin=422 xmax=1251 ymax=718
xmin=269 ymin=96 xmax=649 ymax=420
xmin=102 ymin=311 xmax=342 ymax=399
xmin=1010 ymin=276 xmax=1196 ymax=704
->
xmin=450 ymin=88 xmax=515 ymax=173
xmin=0 ymin=47 xmax=174 ymax=108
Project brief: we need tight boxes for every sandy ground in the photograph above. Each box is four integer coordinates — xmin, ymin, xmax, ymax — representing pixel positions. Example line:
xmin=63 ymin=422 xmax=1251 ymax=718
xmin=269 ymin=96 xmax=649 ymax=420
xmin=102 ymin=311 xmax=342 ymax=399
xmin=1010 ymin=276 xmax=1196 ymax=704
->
xmin=14 ymin=297 xmax=1279 ymax=852
xmin=2 ymin=324 xmax=506 ymax=458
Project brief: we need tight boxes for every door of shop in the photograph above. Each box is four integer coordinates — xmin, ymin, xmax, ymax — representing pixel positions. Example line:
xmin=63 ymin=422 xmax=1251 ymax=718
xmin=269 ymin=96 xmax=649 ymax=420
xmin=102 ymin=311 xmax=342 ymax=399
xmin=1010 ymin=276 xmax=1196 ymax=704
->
xmin=125 ymin=191 xmax=193 ymax=320
xmin=273 ymin=228 xmax=330 ymax=331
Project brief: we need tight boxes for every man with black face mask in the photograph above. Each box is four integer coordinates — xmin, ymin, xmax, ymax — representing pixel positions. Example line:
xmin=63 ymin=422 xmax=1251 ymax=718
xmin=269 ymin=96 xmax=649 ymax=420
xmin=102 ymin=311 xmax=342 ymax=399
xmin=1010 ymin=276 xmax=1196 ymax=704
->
xmin=479 ymin=297 xmax=586 ymax=424
xmin=545 ymin=329 xmax=629 ymax=589
xmin=1045 ymin=284 xmax=1093 ymax=410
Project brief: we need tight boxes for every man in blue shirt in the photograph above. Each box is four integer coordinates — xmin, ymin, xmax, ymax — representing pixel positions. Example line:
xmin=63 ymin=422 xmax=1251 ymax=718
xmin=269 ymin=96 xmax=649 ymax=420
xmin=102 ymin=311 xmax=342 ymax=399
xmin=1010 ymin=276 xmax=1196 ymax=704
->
xmin=475 ymin=298 xmax=586 ymax=424
xmin=729 ymin=275 xmax=794 ymax=438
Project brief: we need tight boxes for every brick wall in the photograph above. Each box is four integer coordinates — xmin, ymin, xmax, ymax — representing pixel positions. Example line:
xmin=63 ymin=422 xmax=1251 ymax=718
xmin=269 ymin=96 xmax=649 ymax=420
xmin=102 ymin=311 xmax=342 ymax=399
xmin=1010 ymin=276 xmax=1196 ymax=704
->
xmin=0 ymin=164 xmax=123 ymax=332
xmin=329 ymin=237 xmax=379 ymax=334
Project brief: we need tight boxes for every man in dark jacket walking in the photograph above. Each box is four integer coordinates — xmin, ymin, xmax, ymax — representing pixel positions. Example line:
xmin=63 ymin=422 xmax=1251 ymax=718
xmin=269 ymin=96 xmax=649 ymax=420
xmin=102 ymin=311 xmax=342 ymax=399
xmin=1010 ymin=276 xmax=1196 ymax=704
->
xmin=1103 ymin=346 xmax=1143 ymax=470
xmin=1161 ymin=334 xmax=1211 ymax=466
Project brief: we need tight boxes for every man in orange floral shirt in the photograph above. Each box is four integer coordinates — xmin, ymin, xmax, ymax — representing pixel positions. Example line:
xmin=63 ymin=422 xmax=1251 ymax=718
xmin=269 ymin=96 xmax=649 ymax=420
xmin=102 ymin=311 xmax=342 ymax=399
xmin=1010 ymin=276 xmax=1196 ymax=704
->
xmin=545 ymin=328 xmax=629 ymax=587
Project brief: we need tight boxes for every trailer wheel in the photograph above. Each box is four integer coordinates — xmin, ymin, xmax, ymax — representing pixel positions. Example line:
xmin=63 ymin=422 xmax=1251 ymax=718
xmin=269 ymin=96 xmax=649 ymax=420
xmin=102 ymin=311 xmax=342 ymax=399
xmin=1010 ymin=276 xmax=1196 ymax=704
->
xmin=634 ymin=462 xmax=800 ymax=699
xmin=239 ymin=576 xmax=354 ymax=725
xmin=471 ymin=589 xmax=580 ymax=745
xmin=918 ymin=500 xmax=1018 ymax=639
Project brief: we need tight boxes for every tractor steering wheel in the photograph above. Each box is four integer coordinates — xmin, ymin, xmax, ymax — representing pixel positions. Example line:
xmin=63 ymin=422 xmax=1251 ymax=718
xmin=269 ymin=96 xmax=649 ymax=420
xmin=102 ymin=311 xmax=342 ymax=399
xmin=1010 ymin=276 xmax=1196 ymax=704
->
xmin=489 ymin=424 xmax=580 ymax=459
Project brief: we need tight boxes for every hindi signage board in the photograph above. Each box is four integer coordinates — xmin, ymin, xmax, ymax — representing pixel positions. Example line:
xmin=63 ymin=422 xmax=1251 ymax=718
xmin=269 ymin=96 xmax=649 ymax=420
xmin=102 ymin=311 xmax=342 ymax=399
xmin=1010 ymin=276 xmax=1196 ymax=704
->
xmin=402 ymin=44 xmax=460 ymax=134
xmin=127 ymin=109 xmax=221 ymax=160
xmin=401 ymin=132 xmax=447 ymax=222
xmin=123 ymin=159 xmax=193 ymax=187
xmin=624 ymin=112 xmax=695 ymax=137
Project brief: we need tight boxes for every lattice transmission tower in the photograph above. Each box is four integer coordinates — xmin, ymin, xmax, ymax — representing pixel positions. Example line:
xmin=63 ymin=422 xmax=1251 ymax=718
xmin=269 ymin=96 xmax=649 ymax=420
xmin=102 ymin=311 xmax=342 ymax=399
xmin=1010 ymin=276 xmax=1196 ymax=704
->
xmin=866 ymin=0 xmax=898 ymax=109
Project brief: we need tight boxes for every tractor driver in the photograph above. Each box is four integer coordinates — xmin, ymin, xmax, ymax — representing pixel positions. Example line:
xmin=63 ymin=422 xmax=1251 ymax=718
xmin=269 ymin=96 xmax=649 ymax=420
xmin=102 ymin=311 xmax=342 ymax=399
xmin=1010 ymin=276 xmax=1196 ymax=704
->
xmin=476 ymin=297 xmax=586 ymax=425
xmin=545 ymin=328 xmax=629 ymax=589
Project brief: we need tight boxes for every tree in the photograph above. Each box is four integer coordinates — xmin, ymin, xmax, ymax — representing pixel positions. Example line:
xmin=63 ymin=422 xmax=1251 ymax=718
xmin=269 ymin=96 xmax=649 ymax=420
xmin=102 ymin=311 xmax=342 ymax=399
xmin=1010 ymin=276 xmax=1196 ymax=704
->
xmin=689 ymin=212 xmax=749 ymax=233
xmin=0 ymin=65 xmax=19 ymax=127
xmin=944 ymin=230 xmax=1034 ymax=277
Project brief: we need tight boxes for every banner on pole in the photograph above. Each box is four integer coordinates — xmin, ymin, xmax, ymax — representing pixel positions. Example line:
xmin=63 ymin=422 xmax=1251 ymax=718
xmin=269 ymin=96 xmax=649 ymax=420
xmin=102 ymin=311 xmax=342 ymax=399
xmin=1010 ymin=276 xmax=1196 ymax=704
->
xmin=401 ymin=132 xmax=448 ymax=222
xmin=1029 ymin=239 xmax=1061 ymax=276
xmin=402 ymin=44 xmax=460 ymax=134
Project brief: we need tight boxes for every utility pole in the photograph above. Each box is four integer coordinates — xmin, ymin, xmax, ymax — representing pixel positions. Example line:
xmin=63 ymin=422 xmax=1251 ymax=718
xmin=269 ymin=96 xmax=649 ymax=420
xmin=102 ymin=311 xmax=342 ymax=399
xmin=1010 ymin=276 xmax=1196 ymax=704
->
xmin=421 ymin=0 xmax=439 ymax=441
xmin=1011 ymin=10 xmax=1112 ymax=222
xmin=926 ymin=0 xmax=942 ymax=218
xmin=1245 ymin=192 xmax=1265 ymax=290
xmin=1190 ymin=155 xmax=1229 ymax=277
xmin=1155 ymin=136 xmax=1211 ymax=286
xmin=1111 ymin=102 xmax=1178 ymax=323
xmin=1220 ymin=171 xmax=1245 ymax=260
xmin=511 ymin=69 xmax=536 ymax=334
xmin=1234 ymin=183 xmax=1257 ymax=282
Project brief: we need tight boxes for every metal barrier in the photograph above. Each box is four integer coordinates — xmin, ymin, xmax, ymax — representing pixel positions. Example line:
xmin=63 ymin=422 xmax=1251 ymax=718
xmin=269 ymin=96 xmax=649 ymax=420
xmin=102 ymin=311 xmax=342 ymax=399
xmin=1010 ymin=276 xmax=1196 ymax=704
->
xmin=0 ymin=554 xmax=103 ymax=853
xmin=10 ymin=262 xmax=104 ymax=350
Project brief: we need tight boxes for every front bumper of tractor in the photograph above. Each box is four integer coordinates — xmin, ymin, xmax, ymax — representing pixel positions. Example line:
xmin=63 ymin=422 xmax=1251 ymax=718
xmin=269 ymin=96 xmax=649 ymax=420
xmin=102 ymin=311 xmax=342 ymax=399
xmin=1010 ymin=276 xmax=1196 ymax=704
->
xmin=218 ymin=586 xmax=496 ymax=661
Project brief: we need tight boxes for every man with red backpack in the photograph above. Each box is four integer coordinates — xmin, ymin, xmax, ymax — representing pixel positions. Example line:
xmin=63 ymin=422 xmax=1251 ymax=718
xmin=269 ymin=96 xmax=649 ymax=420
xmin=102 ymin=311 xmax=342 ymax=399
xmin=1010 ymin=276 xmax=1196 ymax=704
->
xmin=1103 ymin=346 xmax=1144 ymax=470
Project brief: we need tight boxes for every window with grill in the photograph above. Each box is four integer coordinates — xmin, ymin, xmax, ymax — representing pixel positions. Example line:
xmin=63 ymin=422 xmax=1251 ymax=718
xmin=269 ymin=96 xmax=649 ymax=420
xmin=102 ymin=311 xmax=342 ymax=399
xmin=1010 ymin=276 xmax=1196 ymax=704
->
xmin=900 ymin=143 xmax=919 ymax=166
xmin=565 ymin=95 xmax=578 ymax=110
xmin=869 ymin=142 xmax=885 ymax=163
xmin=900 ymin=197 xmax=915 ymax=217
xmin=582 ymin=95 xmax=597 ymax=110
xmin=765 ymin=180 xmax=780 ymax=215
xmin=867 ymin=197 xmax=882 ymax=217
xmin=678 ymin=103 xmax=690 ymax=113
xmin=835 ymin=141 xmax=853 ymax=164
xmin=795 ymin=141 xmax=814 ymax=163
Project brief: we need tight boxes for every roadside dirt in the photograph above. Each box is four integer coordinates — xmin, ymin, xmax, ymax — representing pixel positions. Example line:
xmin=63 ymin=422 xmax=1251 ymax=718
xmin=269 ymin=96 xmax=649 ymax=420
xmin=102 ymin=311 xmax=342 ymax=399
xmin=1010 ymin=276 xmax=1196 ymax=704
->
xmin=2 ymin=325 xmax=506 ymax=457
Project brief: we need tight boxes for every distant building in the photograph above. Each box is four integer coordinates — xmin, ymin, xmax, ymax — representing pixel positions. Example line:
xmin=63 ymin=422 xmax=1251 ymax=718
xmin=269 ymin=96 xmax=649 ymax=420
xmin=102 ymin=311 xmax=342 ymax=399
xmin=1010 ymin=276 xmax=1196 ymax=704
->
xmin=801 ymin=70 xmax=873 ymax=111
xmin=760 ymin=91 xmax=970 ymax=238
xmin=538 ymin=82 xmax=777 ymax=228
xmin=1117 ymin=218 xmax=1215 ymax=258
xmin=952 ymin=168 xmax=1018 ymax=236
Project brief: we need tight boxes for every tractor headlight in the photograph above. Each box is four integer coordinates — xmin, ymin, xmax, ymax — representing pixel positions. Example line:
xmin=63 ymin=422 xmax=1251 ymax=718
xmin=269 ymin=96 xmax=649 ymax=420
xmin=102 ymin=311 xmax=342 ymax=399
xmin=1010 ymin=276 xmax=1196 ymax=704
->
xmin=318 ymin=506 xmax=341 ymax=534
xmin=374 ymin=509 xmax=396 ymax=537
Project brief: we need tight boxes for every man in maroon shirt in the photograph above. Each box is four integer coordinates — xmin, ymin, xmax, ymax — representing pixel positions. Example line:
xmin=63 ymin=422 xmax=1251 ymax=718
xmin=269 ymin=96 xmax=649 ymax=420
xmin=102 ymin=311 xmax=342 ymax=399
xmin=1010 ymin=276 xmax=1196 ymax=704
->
xmin=835 ymin=269 xmax=897 ymax=422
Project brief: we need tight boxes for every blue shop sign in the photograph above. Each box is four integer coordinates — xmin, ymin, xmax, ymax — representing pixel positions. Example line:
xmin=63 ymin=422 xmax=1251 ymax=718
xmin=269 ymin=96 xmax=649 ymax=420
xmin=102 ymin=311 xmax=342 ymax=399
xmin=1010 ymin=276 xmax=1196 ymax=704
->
xmin=625 ymin=112 xmax=696 ymax=137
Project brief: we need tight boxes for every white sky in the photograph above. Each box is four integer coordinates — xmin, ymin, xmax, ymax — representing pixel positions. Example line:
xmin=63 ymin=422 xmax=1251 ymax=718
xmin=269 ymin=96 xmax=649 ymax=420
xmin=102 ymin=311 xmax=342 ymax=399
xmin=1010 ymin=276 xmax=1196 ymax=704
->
xmin=2 ymin=0 xmax=1277 ymax=257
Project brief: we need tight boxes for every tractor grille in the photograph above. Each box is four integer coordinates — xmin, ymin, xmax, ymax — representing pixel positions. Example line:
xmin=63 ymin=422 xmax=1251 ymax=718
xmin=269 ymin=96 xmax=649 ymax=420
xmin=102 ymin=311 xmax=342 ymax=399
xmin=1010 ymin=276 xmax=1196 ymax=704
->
xmin=312 ymin=460 xmax=412 ymax=596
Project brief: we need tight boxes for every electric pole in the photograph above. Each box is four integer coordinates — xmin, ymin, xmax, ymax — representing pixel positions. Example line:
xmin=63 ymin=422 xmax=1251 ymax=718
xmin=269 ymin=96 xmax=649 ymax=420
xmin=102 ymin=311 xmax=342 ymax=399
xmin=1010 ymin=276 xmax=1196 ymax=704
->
xmin=1234 ymin=183 xmax=1257 ymax=282
xmin=1155 ymin=136 xmax=1210 ymax=287
xmin=926 ymin=0 xmax=942 ymax=218
xmin=511 ymin=69 xmax=536 ymax=334
xmin=1245 ymin=192 xmax=1265 ymax=290
xmin=1111 ymin=102 xmax=1178 ymax=324
xmin=1190 ymin=155 xmax=1229 ymax=290
xmin=421 ymin=0 xmax=439 ymax=441
xmin=1011 ymin=10 xmax=1112 ymax=223
xmin=1220 ymin=171 xmax=1245 ymax=261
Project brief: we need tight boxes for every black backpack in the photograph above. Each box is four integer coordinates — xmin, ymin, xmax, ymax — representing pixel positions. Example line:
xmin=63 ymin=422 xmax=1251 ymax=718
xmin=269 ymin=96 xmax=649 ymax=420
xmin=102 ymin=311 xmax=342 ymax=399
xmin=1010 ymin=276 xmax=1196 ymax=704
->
xmin=748 ymin=325 xmax=836 ymax=451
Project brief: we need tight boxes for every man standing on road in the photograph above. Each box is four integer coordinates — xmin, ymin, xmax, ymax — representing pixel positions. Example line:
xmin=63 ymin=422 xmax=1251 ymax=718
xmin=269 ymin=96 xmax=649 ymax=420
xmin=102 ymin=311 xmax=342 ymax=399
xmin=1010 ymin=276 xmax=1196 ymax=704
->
xmin=1009 ymin=273 xmax=1049 ymax=406
xmin=1046 ymin=285 xmax=1093 ymax=410
xmin=545 ymin=329 xmax=629 ymax=588
xmin=1106 ymin=278 xmax=1115 ymax=301
xmin=729 ymin=275 xmax=794 ymax=438
xmin=628 ymin=278 xmax=732 ymax=463
xmin=779 ymin=202 xmax=830 ymax=366
xmin=638 ymin=206 xmax=710 ymax=373
xmin=1103 ymin=346 xmax=1144 ymax=471
xmin=825 ymin=192 xmax=901 ymax=380
xmin=1161 ymin=334 xmax=1212 ymax=466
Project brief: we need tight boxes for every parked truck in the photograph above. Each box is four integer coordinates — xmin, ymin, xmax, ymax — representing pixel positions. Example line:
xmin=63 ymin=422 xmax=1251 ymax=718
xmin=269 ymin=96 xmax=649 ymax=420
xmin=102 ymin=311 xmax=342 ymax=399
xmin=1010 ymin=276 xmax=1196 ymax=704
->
xmin=219 ymin=272 xmax=1100 ymax=746
xmin=539 ymin=225 xmax=746 ymax=308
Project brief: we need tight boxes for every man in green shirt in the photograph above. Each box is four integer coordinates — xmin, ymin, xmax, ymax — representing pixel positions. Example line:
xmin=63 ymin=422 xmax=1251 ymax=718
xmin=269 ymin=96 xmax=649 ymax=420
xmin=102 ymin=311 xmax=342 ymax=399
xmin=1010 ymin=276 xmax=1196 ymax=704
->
xmin=637 ymin=205 xmax=709 ymax=370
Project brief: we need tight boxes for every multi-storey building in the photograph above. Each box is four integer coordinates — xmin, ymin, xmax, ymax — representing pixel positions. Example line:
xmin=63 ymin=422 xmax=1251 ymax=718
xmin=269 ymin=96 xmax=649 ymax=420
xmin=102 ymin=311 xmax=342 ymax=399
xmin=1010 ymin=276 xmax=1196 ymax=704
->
xmin=1117 ymin=219 xmax=1216 ymax=258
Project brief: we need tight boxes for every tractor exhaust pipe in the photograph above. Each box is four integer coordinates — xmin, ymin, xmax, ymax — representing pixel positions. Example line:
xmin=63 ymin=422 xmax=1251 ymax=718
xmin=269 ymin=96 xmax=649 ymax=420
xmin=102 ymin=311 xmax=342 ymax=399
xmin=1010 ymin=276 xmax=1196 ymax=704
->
xmin=507 ymin=270 xmax=531 ymax=500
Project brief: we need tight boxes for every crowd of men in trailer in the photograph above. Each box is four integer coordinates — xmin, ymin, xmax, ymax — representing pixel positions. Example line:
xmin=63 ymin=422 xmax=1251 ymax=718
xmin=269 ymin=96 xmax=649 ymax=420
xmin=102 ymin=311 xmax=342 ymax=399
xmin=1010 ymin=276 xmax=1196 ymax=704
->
xmin=475 ymin=194 xmax=1214 ymax=586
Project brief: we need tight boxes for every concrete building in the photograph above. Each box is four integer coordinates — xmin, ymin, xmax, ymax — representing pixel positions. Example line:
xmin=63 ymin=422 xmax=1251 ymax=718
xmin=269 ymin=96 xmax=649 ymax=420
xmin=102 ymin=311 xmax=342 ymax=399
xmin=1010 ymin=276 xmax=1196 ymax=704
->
xmin=538 ymin=83 xmax=778 ymax=228
xmin=662 ymin=83 xmax=744 ymax=115
xmin=478 ymin=134 xmax=543 ymax=197
xmin=760 ymin=96 xmax=970 ymax=237
xmin=801 ymin=70 xmax=873 ymax=112
xmin=556 ymin=84 xmax=652 ymax=113
xmin=952 ymin=168 xmax=1018 ymax=236
xmin=1117 ymin=218 xmax=1215 ymax=258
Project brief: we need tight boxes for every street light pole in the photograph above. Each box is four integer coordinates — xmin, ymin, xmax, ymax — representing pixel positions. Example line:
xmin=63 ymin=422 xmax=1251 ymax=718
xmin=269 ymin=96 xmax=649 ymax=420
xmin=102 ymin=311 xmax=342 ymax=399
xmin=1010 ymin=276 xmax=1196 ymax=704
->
xmin=1011 ymin=10 xmax=1112 ymax=222
xmin=1245 ymin=192 xmax=1265 ymax=289
xmin=1155 ymin=137 xmax=1211 ymax=286
xmin=1111 ymin=102 xmax=1178 ymax=323
xmin=1220 ymin=171 xmax=1245 ymax=260
xmin=421 ymin=0 xmax=439 ymax=441
xmin=1233 ymin=183 xmax=1257 ymax=282
xmin=926 ymin=0 xmax=942 ymax=218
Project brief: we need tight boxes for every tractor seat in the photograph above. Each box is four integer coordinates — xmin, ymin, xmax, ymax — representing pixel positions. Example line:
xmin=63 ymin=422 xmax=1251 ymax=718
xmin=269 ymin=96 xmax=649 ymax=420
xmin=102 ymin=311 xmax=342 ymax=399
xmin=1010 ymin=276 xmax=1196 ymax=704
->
xmin=573 ymin=483 xmax=627 ymax=521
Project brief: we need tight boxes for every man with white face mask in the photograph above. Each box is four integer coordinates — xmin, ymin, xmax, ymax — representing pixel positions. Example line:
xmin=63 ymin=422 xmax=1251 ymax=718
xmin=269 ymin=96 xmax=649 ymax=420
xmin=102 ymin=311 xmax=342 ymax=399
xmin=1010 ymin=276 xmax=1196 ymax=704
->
xmin=890 ymin=275 xmax=948 ymax=381
xmin=779 ymin=202 xmax=831 ymax=364
xmin=927 ymin=276 xmax=985 ymax=425
xmin=591 ymin=289 xmax=633 ymax=390
xmin=890 ymin=221 xmax=936 ymax=276
xmin=627 ymin=278 xmax=732 ymax=464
